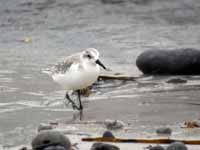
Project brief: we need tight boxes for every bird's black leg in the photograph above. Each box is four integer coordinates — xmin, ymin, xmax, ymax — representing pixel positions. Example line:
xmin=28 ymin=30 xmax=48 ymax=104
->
xmin=77 ymin=90 xmax=83 ymax=110
xmin=65 ymin=92 xmax=79 ymax=110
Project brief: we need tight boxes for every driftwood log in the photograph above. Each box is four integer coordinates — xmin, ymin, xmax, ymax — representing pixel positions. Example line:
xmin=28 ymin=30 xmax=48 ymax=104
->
xmin=82 ymin=137 xmax=200 ymax=145
xmin=79 ymin=71 xmax=136 ymax=97
xmin=99 ymin=71 xmax=136 ymax=81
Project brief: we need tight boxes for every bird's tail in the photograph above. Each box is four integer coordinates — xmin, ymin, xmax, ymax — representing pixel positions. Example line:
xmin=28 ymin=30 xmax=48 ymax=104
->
xmin=41 ymin=68 xmax=53 ymax=76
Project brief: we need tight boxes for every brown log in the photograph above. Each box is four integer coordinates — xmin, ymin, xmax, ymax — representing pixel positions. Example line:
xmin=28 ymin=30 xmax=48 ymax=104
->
xmin=82 ymin=137 xmax=200 ymax=145
xmin=99 ymin=72 xmax=136 ymax=81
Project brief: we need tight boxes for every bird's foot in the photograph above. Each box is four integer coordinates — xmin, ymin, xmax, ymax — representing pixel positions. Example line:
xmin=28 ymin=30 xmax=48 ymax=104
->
xmin=72 ymin=103 xmax=80 ymax=110
xmin=64 ymin=101 xmax=70 ymax=107
xmin=64 ymin=99 xmax=79 ymax=110
xmin=79 ymin=104 xmax=83 ymax=110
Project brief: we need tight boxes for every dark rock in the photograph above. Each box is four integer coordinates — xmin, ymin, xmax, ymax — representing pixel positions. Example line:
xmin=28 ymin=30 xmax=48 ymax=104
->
xmin=102 ymin=131 xmax=115 ymax=138
xmin=90 ymin=142 xmax=120 ymax=150
xmin=156 ymin=127 xmax=172 ymax=135
xmin=31 ymin=130 xmax=71 ymax=150
xmin=166 ymin=78 xmax=187 ymax=84
xmin=136 ymin=48 xmax=200 ymax=75
xmin=166 ymin=142 xmax=187 ymax=150
xmin=149 ymin=145 xmax=165 ymax=150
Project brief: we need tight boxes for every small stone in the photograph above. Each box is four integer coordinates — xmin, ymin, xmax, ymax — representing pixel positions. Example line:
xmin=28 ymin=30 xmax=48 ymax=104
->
xmin=149 ymin=145 xmax=165 ymax=150
xmin=102 ymin=131 xmax=115 ymax=138
xmin=104 ymin=119 xmax=125 ymax=130
xmin=156 ymin=127 xmax=172 ymax=135
xmin=32 ymin=130 xmax=71 ymax=150
xmin=38 ymin=123 xmax=53 ymax=132
xmin=90 ymin=142 xmax=120 ymax=150
xmin=166 ymin=142 xmax=187 ymax=150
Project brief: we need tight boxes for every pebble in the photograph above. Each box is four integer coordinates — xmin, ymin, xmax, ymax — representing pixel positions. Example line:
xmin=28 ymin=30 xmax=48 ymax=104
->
xmin=166 ymin=142 xmax=187 ymax=150
xmin=156 ymin=127 xmax=172 ymax=135
xmin=149 ymin=145 xmax=165 ymax=150
xmin=90 ymin=142 xmax=120 ymax=150
xmin=102 ymin=131 xmax=115 ymax=138
xmin=31 ymin=130 xmax=71 ymax=150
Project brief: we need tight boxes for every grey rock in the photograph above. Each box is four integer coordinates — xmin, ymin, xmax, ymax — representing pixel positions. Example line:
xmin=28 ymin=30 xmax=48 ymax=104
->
xmin=32 ymin=130 xmax=71 ymax=150
xmin=90 ymin=142 xmax=120 ymax=150
xmin=136 ymin=48 xmax=200 ymax=75
xmin=102 ymin=131 xmax=115 ymax=138
xmin=166 ymin=142 xmax=187 ymax=150
xmin=149 ymin=145 xmax=165 ymax=150
xmin=156 ymin=127 xmax=172 ymax=135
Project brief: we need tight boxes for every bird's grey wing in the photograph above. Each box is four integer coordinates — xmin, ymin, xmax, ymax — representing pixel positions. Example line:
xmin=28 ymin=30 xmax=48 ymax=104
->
xmin=51 ymin=54 xmax=81 ymax=74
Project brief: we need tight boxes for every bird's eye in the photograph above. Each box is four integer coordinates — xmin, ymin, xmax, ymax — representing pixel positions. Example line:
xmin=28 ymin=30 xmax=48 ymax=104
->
xmin=87 ymin=54 xmax=92 ymax=59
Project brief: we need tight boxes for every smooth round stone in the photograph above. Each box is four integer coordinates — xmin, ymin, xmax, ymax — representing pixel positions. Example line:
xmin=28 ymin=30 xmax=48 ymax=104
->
xmin=156 ymin=127 xmax=172 ymax=135
xmin=31 ymin=130 xmax=71 ymax=150
xmin=166 ymin=142 xmax=188 ymax=150
xmin=149 ymin=145 xmax=165 ymax=150
xmin=90 ymin=142 xmax=120 ymax=150
xmin=102 ymin=131 xmax=115 ymax=138
xmin=136 ymin=48 xmax=200 ymax=75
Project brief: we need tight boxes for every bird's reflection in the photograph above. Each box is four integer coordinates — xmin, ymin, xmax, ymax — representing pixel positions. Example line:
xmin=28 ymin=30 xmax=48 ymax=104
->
xmin=72 ymin=110 xmax=83 ymax=121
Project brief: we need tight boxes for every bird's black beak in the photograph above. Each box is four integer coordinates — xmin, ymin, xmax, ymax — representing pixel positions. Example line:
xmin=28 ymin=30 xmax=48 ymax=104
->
xmin=96 ymin=59 xmax=107 ymax=70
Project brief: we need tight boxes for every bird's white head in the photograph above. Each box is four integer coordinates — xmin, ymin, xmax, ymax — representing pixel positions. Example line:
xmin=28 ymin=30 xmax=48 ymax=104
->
xmin=82 ymin=48 xmax=99 ymax=61
xmin=81 ymin=48 xmax=107 ymax=70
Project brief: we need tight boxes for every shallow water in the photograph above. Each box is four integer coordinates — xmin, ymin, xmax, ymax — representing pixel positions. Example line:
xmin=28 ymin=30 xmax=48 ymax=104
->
xmin=0 ymin=0 xmax=200 ymax=149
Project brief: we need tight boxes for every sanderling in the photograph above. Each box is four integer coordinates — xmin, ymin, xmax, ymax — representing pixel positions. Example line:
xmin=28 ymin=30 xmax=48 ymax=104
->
xmin=44 ymin=48 xmax=107 ymax=110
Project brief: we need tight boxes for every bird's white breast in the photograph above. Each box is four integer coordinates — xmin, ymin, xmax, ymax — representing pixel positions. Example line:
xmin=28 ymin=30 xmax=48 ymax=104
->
xmin=52 ymin=62 xmax=100 ymax=91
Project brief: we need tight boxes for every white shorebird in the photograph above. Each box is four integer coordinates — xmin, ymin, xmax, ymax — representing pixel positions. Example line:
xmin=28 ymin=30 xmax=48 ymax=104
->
xmin=44 ymin=48 xmax=107 ymax=110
